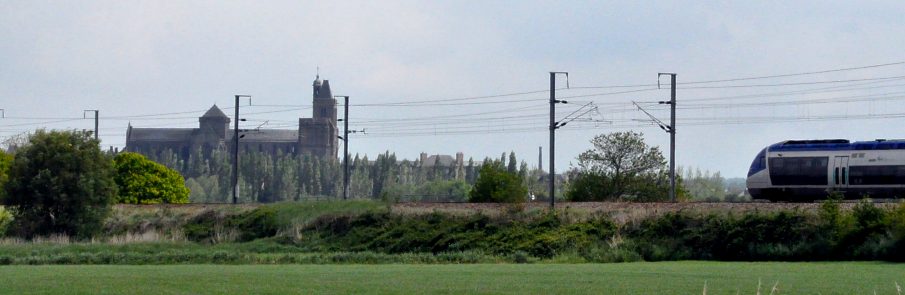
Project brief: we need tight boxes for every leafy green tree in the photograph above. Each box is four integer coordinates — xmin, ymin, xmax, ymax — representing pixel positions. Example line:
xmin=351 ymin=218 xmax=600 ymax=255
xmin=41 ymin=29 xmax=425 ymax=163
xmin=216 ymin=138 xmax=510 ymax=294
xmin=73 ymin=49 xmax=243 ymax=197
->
xmin=185 ymin=177 xmax=207 ymax=202
xmin=113 ymin=152 xmax=189 ymax=204
xmin=565 ymin=171 xmax=613 ymax=201
xmin=567 ymin=131 xmax=671 ymax=201
xmin=508 ymin=152 xmax=517 ymax=173
xmin=0 ymin=150 xmax=12 ymax=199
xmin=465 ymin=157 xmax=476 ymax=184
xmin=680 ymin=166 xmax=726 ymax=201
xmin=469 ymin=161 xmax=527 ymax=203
xmin=518 ymin=161 xmax=528 ymax=183
xmin=2 ymin=130 xmax=117 ymax=239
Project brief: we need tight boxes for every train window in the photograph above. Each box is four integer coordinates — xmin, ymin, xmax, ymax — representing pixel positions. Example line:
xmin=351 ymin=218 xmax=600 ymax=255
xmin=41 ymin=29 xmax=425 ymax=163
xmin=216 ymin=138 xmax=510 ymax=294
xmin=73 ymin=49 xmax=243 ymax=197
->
xmin=747 ymin=148 xmax=767 ymax=177
xmin=769 ymin=157 xmax=828 ymax=185
xmin=849 ymin=165 xmax=905 ymax=185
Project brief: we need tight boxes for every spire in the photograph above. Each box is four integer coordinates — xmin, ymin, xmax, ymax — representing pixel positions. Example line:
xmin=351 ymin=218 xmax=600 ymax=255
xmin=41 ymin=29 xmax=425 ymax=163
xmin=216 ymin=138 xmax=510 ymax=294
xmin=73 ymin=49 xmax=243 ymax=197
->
xmin=313 ymin=67 xmax=322 ymax=87
xmin=313 ymin=73 xmax=332 ymax=99
xmin=201 ymin=104 xmax=228 ymax=118
xmin=318 ymin=80 xmax=333 ymax=99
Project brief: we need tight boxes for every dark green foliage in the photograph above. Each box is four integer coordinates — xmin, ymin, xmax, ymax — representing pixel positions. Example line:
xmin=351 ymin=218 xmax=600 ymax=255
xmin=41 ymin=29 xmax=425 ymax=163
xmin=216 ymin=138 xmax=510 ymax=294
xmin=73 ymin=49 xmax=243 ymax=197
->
xmin=113 ymin=152 xmax=189 ymax=204
xmin=232 ymin=207 xmax=279 ymax=242
xmin=296 ymin=202 xmax=905 ymax=262
xmin=2 ymin=130 xmax=116 ymax=239
xmin=5 ymin=200 xmax=905 ymax=263
xmin=564 ymin=172 xmax=612 ymax=201
xmin=303 ymin=211 xmax=617 ymax=259
xmin=629 ymin=210 xmax=821 ymax=261
xmin=180 ymin=200 xmax=384 ymax=243
xmin=0 ymin=207 xmax=11 ymax=237
xmin=182 ymin=210 xmax=233 ymax=243
xmin=621 ymin=202 xmax=905 ymax=261
xmin=566 ymin=131 xmax=676 ymax=201
xmin=469 ymin=162 xmax=527 ymax=203
xmin=0 ymin=149 xmax=12 ymax=199
xmin=182 ymin=207 xmax=278 ymax=243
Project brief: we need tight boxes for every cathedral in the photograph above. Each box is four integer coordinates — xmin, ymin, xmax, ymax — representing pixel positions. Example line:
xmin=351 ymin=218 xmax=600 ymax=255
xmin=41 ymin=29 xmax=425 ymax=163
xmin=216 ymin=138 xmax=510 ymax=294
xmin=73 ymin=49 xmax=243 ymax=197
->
xmin=125 ymin=75 xmax=339 ymax=159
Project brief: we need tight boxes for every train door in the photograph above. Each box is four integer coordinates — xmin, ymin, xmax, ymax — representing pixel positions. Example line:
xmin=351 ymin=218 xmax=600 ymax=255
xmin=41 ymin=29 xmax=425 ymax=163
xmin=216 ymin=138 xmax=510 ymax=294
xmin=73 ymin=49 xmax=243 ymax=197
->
xmin=832 ymin=156 xmax=849 ymax=189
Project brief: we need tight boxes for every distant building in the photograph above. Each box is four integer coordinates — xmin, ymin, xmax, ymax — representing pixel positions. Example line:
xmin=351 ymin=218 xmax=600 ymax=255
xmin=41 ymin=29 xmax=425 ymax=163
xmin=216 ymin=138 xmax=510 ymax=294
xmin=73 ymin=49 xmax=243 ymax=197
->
xmin=125 ymin=75 xmax=339 ymax=158
xmin=419 ymin=152 xmax=464 ymax=168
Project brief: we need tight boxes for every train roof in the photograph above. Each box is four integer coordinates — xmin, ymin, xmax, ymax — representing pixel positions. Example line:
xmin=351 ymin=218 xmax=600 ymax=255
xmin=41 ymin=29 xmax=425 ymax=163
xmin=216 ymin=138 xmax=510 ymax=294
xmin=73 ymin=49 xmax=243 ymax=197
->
xmin=768 ymin=139 xmax=905 ymax=152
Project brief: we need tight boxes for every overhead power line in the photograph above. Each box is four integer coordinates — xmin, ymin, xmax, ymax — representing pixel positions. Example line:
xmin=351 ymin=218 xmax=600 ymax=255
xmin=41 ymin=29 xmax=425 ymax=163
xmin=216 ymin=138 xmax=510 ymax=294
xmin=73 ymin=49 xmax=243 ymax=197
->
xmin=677 ymin=75 xmax=905 ymax=89
xmin=679 ymin=60 xmax=905 ymax=85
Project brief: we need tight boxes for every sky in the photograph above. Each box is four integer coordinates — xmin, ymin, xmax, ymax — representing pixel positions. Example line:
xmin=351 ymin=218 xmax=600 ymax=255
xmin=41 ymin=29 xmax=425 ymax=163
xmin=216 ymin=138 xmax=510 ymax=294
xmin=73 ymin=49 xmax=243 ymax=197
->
xmin=1 ymin=1 xmax=905 ymax=178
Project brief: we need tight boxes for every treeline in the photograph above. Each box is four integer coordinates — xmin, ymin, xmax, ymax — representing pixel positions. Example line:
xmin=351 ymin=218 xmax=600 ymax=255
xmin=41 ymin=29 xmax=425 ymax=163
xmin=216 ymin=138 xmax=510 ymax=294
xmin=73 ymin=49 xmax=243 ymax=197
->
xmin=678 ymin=167 xmax=749 ymax=202
xmin=141 ymin=131 xmax=744 ymax=203
xmin=141 ymin=147 xmax=549 ymax=203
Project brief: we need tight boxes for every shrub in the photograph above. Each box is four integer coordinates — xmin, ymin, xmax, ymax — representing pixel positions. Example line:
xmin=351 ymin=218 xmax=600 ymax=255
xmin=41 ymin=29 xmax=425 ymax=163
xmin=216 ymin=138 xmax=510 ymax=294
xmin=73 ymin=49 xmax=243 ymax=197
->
xmin=885 ymin=202 xmax=905 ymax=261
xmin=113 ymin=152 xmax=189 ymax=204
xmin=565 ymin=172 xmax=612 ymax=201
xmin=0 ymin=149 xmax=12 ymax=200
xmin=469 ymin=163 xmax=527 ymax=203
xmin=0 ymin=206 xmax=12 ymax=237
xmin=2 ymin=130 xmax=116 ymax=239
xmin=182 ymin=209 xmax=235 ymax=243
xmin=232 ymin=207 xmax=279 ymax=242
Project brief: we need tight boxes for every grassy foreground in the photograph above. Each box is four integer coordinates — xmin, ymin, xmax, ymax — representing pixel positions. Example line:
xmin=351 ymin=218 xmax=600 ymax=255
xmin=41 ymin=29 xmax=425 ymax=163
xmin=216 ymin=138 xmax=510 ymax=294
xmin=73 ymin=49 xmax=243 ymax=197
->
xmin=0 ymin=262 xmax=903 ymax=294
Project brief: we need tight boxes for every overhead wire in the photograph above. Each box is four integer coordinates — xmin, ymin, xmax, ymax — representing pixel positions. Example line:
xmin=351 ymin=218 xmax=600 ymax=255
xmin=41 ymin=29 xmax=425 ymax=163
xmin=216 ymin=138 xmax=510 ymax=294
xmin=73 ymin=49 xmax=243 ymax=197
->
xmin=4 ymin=60 xmax=905 ymax=140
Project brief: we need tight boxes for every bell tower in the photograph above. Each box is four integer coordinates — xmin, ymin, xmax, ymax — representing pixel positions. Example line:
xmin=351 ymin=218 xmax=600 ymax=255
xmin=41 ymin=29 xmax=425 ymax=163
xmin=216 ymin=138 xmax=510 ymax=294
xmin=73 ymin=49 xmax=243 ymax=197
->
xmin=312 ymin=75 xmax=336 ymax=121
xmin=299 ymin=74 xmax=339 ymax=158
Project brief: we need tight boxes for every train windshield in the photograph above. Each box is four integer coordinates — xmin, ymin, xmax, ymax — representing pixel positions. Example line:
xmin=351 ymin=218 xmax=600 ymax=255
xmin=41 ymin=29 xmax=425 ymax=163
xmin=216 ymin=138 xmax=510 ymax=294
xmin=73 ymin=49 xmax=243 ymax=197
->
xmin=747 ymin=148 xmax=767 ymax=177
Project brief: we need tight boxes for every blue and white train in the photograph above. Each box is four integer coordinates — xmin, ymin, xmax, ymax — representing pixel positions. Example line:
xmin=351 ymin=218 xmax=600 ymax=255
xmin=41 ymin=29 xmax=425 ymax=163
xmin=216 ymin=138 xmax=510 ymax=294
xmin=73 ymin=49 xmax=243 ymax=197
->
xmin=747 ymin=139 xmax=905 ymax=201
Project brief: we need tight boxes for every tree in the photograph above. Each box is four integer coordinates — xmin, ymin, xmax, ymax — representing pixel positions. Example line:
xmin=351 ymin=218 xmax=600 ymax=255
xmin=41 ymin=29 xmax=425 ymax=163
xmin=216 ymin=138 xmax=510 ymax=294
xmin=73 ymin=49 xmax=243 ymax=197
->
xmin=2 ymin=130 xmax=117 ymax=239
xmin=507 ymin=152 xmax=517 ymax=173
xmin=0 ymin=150 xmax=12 ymax=199
xmin=567 ymin=131 xmax=670 ymax=201
xmin=680 ymin=166 xmax=727 ymax=201
xmin=469 ymin=161 xmax=527 ymax=203
xmin=564 ymin=171 xmax=612 ymax=201
xmin=418 ymin=179 xmax=470 ymax=202
xmin=113 ymin=152 xmax=190 ymax=204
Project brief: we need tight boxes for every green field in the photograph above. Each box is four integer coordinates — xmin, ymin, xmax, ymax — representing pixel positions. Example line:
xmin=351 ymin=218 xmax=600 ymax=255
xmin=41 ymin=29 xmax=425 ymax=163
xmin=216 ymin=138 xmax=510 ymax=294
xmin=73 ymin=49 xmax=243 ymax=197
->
xmin=0 ymin=262 xmax=903 ymax=294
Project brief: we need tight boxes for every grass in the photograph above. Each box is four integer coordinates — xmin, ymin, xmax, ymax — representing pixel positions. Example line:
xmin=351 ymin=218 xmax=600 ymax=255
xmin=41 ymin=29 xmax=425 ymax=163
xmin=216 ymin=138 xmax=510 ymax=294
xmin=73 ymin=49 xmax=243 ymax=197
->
xmin=0 ymin=240 xmax=510 ymax=264
xmin=266 ymin=199 xmax=386 ymax=229
xmin=0 ymin=261 xmax=902 ymax=294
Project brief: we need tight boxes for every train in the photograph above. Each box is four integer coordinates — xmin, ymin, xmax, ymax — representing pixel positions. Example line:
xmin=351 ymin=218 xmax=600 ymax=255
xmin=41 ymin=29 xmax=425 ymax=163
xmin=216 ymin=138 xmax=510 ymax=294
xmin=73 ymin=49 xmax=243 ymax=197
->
xmin=746 ymin=139 xmax=905 ymax=201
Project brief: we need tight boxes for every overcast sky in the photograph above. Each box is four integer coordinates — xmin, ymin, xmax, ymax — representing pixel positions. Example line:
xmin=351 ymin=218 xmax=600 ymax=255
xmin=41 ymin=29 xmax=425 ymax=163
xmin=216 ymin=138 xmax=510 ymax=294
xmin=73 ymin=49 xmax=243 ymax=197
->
xmin=2 ymin=1 xmax=905 ymax=177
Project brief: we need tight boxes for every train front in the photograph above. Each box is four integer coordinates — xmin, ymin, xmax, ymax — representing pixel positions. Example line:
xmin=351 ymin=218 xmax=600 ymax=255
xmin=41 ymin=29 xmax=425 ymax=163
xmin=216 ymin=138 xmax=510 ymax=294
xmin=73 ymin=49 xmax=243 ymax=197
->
xmin=745 ymin=147 xmax=769 ymax=199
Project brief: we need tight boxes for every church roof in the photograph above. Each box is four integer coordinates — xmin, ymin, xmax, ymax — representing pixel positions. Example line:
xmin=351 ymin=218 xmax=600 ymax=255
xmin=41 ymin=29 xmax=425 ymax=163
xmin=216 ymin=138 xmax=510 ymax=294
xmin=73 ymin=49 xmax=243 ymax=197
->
xmin=128 ymin=128 xmax=195 ymax=142
xmin=229 ymin=129 xmax=298 ymax=142
xmin=128 ymin=127 xmax=299 ymax=143
xmin=201 ymin=105 xmax=228 ymax=118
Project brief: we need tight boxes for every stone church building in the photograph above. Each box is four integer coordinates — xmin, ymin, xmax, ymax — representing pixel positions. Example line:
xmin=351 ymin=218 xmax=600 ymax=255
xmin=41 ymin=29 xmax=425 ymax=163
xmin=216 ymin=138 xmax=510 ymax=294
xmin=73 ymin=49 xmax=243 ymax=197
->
xmin=125 ymin=75 xmax=339 ymax=159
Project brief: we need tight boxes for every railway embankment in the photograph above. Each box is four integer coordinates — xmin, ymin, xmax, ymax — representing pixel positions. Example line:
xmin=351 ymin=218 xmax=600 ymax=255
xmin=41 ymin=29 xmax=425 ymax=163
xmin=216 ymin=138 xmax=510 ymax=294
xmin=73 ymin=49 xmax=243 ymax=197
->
xmin=1 ymin=200 xmax=902 ymax=264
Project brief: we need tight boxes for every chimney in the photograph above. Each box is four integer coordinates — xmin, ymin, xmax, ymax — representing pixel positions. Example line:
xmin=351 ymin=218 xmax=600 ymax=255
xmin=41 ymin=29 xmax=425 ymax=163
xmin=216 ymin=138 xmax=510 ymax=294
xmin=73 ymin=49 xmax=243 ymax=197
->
xmin=420 ymin=152 xmax=427 ymax=164
xmin=456 ymin=152 xmax=464 ymax=167
xmin=538 ymin=146 xmax=543 ymax=171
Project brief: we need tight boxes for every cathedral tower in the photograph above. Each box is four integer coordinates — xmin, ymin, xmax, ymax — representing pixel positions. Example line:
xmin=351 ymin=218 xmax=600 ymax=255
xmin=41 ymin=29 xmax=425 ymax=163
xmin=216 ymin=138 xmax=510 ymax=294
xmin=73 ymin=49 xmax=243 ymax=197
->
xmin=298 ymin=74 xmax=339 ymax=158
xmin=312 ymin=75 xmax=337 ymax=122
